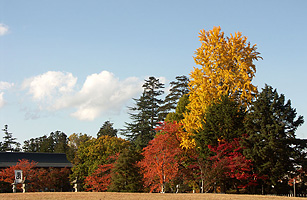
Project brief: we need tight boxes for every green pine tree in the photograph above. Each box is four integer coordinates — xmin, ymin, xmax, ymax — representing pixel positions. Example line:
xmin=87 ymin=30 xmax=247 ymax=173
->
xmin=243 ymin=84 xmax=304 ymax=192
xmin=53 ymin=131 xmax=69 ymax=153
xmin=159 ymin=75 xmax=189 ymax=120
xmin=97 ymin=121 xmax=118 ymax=138
xmin=123 ymin=76 xmax=164 ymax=150
xmin=194 ymin=95 xmax=246 ymax=158
xmin=23 ymin=131 xmax=69 ymax=154
xmin=2 ymin=125 xmax=21 ymax=152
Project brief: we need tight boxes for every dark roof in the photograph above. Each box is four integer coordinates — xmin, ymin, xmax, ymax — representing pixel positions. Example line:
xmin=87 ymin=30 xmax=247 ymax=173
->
xmin=0 ymin=152 xmax=73 ymax=168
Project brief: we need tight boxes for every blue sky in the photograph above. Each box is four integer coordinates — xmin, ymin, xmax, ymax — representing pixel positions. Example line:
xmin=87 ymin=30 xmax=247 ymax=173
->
xmin=0 ymin=0 xmax=306 ymax=144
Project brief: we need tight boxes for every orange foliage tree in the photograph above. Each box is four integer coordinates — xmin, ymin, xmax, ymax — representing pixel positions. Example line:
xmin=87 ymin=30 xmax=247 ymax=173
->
xmin=0 ymin=159 xmax=71 ymax=192
xmin=0 ymin=159 xmax=38 ymax=192
xmin=84 ymin=163 xmax=113 ymax=192
xmin=84 ymin=155 xmax=118 ymax=192
xmin=139 ymin=121 xmax=183 ymax=193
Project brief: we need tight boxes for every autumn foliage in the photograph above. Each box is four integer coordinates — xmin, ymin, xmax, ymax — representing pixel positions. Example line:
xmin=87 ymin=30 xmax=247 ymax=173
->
xmin=208 ymin=139 xmax=259 ymax=189
xmin=1 ymin=27 xmax=303 ymax=195
xmin=0 ymin=159 xmax=70 ymax=192
xmin=182 ymin=26 xmax=262 ymax=149
xmin=84 ymin=163 xmax=113 ymax=192
xmin=139 ymin=122 xmax=183 ymax=193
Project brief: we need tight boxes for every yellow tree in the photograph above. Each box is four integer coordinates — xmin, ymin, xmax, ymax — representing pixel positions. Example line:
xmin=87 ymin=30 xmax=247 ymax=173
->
xmin=181 ymin=26 xmax=262 ymax=149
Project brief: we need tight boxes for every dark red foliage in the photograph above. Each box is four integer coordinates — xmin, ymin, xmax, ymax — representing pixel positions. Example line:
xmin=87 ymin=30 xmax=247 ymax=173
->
xmin=209 ymin=138 xmax=259 ymax=188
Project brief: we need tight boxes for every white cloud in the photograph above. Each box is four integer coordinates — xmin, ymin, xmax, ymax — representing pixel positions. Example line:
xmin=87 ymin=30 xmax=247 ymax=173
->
xmin=58 ymin=71 xmax=143 ymax=121
xmin=22 ymin=71 xmax=77 ymax=101
xmin=0 ymin=81 xmax=14 ymax=108
xmin=23 ymin=70 xmax=143 ymax=121
xmin=0 ymin=81 xmax=14 ymax=90
xmin=0 ymin=23 xmax=9 ymax=36
xmin=0 ymin=92 xmax=5 ymax=108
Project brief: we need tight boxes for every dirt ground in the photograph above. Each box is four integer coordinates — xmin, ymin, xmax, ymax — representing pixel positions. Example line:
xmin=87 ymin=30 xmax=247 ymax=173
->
xmin=0 ymin=192 xmax=304 ymax=200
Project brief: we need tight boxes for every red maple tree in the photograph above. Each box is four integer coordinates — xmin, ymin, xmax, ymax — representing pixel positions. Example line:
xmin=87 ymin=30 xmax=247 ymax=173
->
xmin=0 ymin=159 xmax=71 ymax=192
xmin=208 ymin=138 xmax=259 ymax=190
xmin=0 ymin=159 xmax=38 ymax=192
xmin=139 ymin=121 xmax=183 ymax=193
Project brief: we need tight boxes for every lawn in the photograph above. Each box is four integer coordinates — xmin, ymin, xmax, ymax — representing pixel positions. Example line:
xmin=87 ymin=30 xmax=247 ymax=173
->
xmin=0 ymin=192 xmax=303 ymax=200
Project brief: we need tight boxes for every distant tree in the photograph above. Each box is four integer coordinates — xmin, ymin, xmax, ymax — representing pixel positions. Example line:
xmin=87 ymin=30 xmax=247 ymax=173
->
xmin=2 ymin=125 xmax=21 ymax=152
xmin=23 ymin=131 xmax=69 ymax=154
xmin=109 ymin=147 xmax=144 ymax=192
xmin=53 ymin=131 xmax=69 ymax=153
xmin=243 ymin=85 xmax=304 ymax=193
xmin=123 ymin=76 xmax=164 ymax=150
xmin=97 ymin=121 xmax=118 ymax=138
xmin=159 ymin=75 xmax=189 ymax=120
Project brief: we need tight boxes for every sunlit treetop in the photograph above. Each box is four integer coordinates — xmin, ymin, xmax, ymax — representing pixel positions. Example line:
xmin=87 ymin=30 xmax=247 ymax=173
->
xmin=181 ymin=26 xmax=262 ymax=149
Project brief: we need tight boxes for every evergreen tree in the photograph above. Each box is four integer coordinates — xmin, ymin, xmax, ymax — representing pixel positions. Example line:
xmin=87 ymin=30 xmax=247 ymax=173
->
xmin=109 ymin=147 xmax=143 ymax=192
xmin=243 ymin=85 xmax=304 ymax=192
xmin=53 ymin=131 xmax=69 ymax=153
xmin=194 ymin=95 xmax=246 ymax=155
xmin=165 ymin=94 xmax=190 ymax=122
xmin=2 ymin=125 xmax=21 ymax=152
xmin=191 ymin=96 xmax=246 ymax=192
xmin=142 ymin=76 xmax=165 ymax=128
xmin=97 ymin=121 xmax=118 ymax=138
xmin=160 ymin=75 xmax=189 ymax=120
xmin=23 ymin=131 xmax=69 ymax=154
xmin=123 ymin=76 xmax=164 ymax=149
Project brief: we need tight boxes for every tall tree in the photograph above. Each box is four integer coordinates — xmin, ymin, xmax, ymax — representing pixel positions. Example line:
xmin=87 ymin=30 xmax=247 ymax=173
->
xmin=160 ymin=75 xmax=189 ymax=120
xmin=243 ymin=85 xmax=304 ymax=192
xmin=97 ymin=121 xmax=118 ymax=138
xmin=123 ymin=76 xmax=164 ymax=149
xmin=2 ymin=125 xmax=20 ymax=152
xmin=182 ymin=26 xmax=262 ymax=149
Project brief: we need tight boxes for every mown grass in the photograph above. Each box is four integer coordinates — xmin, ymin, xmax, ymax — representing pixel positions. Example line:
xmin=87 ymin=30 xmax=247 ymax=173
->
xmin=0 ymin=192 xmax=303 ymax=200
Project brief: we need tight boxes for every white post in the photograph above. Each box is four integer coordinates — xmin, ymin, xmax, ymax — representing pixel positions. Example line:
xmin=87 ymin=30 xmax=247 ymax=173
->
xmin=293 ymin=179 xmax=296 ymax=197
xmin=12 ymin=182 xmax=17 ymax=193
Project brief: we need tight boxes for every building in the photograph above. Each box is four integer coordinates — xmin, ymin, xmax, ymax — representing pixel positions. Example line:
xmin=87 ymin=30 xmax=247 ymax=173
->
xmin=0 ymin=152 xmax=73 ymax=168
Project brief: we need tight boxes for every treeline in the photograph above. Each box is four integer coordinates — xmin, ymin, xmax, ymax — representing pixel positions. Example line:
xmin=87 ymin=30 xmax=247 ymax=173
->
xmin=0 ymin=27 xmax=306 ymax=195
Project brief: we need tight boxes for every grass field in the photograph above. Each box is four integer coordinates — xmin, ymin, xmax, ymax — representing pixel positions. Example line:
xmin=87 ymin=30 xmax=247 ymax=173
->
xmin=0 ymin=192 xmax=304 ymax=200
